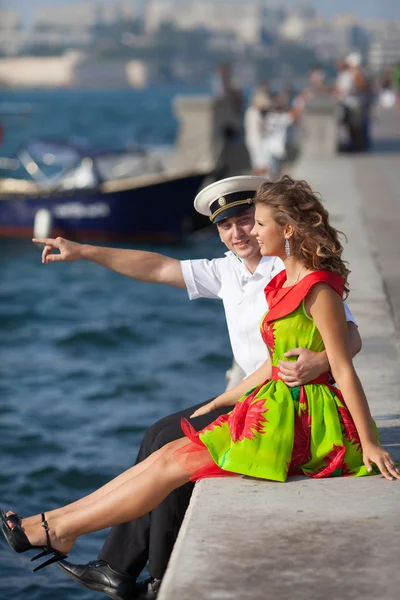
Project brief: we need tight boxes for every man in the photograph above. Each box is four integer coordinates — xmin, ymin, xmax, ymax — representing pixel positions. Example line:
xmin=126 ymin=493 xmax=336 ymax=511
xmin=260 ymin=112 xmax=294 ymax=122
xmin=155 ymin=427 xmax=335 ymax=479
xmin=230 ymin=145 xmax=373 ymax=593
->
xmin=340 ymin=53 xmax=372 ymax=152
xmin=212 ymin=62 xmax=244 ymax=143
xmin=34 ymin=176 xmax=361 ymax=600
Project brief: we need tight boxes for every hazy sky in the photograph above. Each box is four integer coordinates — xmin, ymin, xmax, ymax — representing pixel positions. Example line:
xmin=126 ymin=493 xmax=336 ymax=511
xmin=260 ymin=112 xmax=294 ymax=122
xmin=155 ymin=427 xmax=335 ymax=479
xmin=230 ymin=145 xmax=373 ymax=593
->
xmin=285 ymin=0 xmax=400 ymax=19
xmin=2 ymin=0 xmax=400 ymax=22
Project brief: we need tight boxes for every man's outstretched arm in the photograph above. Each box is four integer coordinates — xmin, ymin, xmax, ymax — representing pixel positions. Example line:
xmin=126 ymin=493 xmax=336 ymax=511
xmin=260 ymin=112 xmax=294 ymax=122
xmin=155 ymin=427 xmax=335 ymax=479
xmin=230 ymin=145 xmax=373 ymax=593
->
xmin=32 ymin=237 xmax=186 ymax=288
xmin=277 ymin=322 xmax=362 ymax=388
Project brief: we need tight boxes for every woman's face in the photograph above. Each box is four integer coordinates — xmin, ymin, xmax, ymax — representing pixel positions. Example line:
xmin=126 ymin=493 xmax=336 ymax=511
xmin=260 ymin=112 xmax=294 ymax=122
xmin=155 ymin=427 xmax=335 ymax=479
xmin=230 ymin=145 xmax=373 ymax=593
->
xmin=251 ymin=204 xmax=285 ymax=258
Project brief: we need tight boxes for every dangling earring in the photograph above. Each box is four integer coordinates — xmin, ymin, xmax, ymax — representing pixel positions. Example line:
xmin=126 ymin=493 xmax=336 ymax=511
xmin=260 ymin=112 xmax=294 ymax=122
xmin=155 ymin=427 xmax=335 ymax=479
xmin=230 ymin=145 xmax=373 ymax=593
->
xmin=285 ymin=238 xmax=291 ymax=259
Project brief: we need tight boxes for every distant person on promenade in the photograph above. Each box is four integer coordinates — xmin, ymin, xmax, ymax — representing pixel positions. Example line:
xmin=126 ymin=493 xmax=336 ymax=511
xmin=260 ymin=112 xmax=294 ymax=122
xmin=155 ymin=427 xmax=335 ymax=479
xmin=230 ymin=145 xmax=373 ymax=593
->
xmin=3 ymin=176 xmax=398 ymax=597
xmin=378 ymin=65 xmax=397 ymax=110
xmin=244 ymin=86 xmax=299 ymax=179
xmin=17 ymin=177 xmax=360 ymax=600
xmin=391 ymin=61 xmax=400 ymax=115
xmin=307 ymin=64 xmax=328 ymax=96
xmin=335 ymin=53 xmax=373 ymax=152
xmin=211 ymin=63 xmax=244 ymax=143
xmin=335 ymin=58 xmax=356 ymax=148
xmin=244 ymin=86 xmax=273 ymax=175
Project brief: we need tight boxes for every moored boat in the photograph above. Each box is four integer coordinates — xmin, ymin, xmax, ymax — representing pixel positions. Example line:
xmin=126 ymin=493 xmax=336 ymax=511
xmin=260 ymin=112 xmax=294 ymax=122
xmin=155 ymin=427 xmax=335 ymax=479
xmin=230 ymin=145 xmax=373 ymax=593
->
xmin=0 ymin=139 xmax=209 ymax=243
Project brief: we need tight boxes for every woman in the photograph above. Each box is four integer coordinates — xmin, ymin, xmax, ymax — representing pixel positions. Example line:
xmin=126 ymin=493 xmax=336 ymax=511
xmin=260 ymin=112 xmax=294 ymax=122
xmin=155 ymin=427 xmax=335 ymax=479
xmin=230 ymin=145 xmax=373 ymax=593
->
xmin=2 ymin=176 xmax=399 ymax=573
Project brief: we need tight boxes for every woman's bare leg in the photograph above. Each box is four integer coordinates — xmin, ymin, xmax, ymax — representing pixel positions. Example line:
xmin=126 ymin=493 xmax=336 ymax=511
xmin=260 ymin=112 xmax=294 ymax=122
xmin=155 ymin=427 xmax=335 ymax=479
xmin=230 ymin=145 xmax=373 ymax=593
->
xmin=14 ymin=442 xmax=168 ymax=528
xmin=17 ymin=438 xmax=213 ymax=556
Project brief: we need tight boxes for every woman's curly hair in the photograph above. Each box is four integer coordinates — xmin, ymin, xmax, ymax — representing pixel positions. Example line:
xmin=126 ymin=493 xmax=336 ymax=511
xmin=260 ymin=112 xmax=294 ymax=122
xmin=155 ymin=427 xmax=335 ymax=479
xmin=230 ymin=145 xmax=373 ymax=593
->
xmin=254 ymin=175 xmax=350 ymax=296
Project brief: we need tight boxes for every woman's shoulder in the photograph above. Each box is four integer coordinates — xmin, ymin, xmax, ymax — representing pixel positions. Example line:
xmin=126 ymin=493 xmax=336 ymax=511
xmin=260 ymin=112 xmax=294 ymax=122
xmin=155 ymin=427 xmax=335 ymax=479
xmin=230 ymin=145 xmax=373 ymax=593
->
xmin=304 ymin=273 xmax=345 ymax=308
xmin=303 ymin=271 xmax=344 ymax=296
xmin=306 ymin=280 xmax=340 ymax=299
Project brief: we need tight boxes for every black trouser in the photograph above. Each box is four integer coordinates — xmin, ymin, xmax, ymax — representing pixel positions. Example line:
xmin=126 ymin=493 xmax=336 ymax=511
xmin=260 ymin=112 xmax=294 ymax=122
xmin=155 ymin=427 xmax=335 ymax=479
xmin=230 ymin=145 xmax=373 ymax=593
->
xmin=98 ymin=398 xmax=234 ymax=580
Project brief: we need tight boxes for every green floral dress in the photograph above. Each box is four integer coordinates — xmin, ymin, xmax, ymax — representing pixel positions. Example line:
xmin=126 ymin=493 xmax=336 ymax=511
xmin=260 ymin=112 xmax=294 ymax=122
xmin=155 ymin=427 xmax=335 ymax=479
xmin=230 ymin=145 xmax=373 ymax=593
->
xmin=182 ymin=270 xmax=375 ymax=482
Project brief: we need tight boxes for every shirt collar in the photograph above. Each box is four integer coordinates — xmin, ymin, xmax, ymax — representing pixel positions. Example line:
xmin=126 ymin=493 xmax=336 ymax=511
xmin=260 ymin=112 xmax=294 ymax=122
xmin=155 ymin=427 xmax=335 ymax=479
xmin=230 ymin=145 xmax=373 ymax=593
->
xmin=225 ymin=252 xmax=278 ymax=283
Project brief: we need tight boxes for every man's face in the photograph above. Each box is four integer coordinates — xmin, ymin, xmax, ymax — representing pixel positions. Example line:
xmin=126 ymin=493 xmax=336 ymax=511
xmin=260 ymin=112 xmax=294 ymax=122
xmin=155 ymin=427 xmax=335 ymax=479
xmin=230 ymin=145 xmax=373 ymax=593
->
xmin=216 ymin=207 xmax=261 ymax=261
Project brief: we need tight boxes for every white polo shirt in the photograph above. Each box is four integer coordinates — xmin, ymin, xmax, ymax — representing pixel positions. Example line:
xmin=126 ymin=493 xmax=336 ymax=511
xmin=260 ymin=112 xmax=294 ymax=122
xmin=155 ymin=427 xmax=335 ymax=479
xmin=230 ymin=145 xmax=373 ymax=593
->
xmin=180 ymin=253 xmax=355 ymax=378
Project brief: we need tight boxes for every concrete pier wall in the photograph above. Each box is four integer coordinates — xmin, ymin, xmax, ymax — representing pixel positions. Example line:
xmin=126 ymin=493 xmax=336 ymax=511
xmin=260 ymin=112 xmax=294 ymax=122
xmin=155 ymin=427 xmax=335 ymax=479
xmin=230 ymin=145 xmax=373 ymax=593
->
xmin=158 ymin=111 xmax=400 ymax=600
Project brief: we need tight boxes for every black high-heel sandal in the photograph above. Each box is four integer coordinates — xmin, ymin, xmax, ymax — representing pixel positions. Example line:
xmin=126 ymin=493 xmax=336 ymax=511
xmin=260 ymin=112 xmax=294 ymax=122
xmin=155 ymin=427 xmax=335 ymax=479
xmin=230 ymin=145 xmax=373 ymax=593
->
xmin=1 ymin=510 xmax=68 ymax=572
xmin=0 ymin=510 xmax=22 ymax=525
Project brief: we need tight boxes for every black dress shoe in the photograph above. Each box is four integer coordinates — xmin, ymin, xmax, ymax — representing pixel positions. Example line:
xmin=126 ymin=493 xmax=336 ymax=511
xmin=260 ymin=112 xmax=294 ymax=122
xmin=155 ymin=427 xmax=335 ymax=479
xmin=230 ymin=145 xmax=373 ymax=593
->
xmin=57 ymin=559 xmax=136 ymax=600
xmin=134 ymin=577 xmax=162 ymax=600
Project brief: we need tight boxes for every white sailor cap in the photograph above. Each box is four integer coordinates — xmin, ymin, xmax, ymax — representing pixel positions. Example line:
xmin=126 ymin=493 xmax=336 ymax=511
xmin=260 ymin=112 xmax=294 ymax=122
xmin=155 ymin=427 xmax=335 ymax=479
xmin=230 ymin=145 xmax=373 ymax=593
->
xmin=194 ymin=176 xmax=267 ymax=223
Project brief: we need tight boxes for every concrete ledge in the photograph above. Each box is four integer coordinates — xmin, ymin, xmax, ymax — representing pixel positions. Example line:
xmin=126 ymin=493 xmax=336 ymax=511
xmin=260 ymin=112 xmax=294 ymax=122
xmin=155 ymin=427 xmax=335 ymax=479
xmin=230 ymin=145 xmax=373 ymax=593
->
xmin=158 ymin=149 xmax=400 ymax=599
xmin=161 ymin=476 xmax=400 ymax=600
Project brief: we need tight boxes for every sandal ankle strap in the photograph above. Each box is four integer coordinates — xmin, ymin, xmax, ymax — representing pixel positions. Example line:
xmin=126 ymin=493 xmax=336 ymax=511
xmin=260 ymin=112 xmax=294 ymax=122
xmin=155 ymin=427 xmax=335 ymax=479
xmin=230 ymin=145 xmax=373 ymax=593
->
xmin=41 ymin=513 xmax=51 ymax=551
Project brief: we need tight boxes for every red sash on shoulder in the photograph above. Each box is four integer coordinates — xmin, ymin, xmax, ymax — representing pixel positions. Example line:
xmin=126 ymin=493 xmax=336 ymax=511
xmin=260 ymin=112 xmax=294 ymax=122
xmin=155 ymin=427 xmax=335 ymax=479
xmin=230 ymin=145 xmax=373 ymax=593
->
xmin=264 ymin=270 xmax=344 ymax=325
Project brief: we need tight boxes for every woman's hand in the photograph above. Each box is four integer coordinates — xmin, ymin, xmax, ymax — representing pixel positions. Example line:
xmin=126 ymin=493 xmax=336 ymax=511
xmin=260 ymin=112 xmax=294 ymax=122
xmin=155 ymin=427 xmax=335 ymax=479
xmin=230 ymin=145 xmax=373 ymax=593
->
xmin=190 ymin=401 xmax=217 ymax=418
xmin=363 ymin=443 xmax=400 ymax=481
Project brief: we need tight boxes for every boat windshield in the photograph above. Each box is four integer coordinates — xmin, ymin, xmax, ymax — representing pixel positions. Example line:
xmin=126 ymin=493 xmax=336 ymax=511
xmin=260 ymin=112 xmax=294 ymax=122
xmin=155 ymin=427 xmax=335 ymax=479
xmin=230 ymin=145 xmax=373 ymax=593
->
xmin=0 ymin=139 xmax=171 ymax=189
xmin=21 ymin=140 xmax=83 ymax=180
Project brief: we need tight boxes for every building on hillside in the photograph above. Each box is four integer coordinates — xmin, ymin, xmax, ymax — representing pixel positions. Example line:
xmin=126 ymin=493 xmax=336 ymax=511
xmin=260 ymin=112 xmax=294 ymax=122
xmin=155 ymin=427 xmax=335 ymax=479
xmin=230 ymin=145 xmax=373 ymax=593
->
xmin=33 ymin=2 xmax=135 ymax=31
xmin=0 ymin=9 xmax=21 ymax=30
xmin=145 ymin=0 xmax=283 ymax=45
xmin=367 ymin=21 xmax=400 ymax=71
xmin=0 ymin=9 xmax=23 ymax=55
xmin=280 ymin=13 xmax=369 ymax=62
xmin=369 ymin=37 xmax=400 ymax=72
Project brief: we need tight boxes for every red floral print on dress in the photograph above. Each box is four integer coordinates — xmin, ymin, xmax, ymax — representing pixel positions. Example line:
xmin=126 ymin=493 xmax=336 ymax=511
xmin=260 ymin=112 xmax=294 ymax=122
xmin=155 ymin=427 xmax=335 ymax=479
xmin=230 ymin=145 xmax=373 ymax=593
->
xmin=341 ymin=461 xmax=354 ymax=477
xmin=181 ymin=414 xmax=230 ymax=445
xmin=261 ymin=321 xmax=276 ymax=356
xmin=290 ymin=386 xmax=311 ymax=467
xmin=228 ymin=396 xmax=269 ymax=443
xmin=202 ymin=413 xmax=230 ymax=435
xmin=181 ymin=418 xmax=205 ymax=446
xmin=338 ymin=406 xmax=361 ymax=451
xmin=310 ymin=444 xmax=346 ymax=478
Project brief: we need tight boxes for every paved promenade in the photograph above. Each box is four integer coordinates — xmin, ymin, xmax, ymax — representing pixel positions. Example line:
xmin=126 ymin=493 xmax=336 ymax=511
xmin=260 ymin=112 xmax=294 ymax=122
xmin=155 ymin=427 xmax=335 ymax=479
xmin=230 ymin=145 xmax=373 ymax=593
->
xmin=353 ymin=114 xmax=400 ymax=333
xmin=158 ymin=110 xmax=400 ymax=600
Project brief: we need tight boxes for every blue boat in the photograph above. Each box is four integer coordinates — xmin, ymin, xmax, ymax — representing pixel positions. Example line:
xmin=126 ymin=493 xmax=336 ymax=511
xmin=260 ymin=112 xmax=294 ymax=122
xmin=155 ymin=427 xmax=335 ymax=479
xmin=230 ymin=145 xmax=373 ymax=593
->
xmin=0 ymin=139 xmax=210 ymax=243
